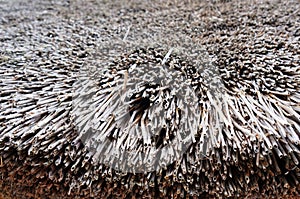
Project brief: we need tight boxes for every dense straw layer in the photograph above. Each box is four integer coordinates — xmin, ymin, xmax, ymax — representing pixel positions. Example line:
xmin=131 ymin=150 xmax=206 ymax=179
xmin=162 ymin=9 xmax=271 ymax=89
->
xmin=0 ymin=0 xmax=300 ymax=198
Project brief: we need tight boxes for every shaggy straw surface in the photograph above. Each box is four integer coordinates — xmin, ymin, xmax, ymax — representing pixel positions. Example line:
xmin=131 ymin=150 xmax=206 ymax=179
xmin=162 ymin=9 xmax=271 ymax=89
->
xmin=0 ymin=0 xmax=300 ymax=198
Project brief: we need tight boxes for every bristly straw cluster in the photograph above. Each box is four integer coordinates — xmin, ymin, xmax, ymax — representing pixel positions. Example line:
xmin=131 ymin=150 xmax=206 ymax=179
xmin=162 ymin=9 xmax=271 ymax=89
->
xmin=72 ymin=47 xmax=201 ymax=173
